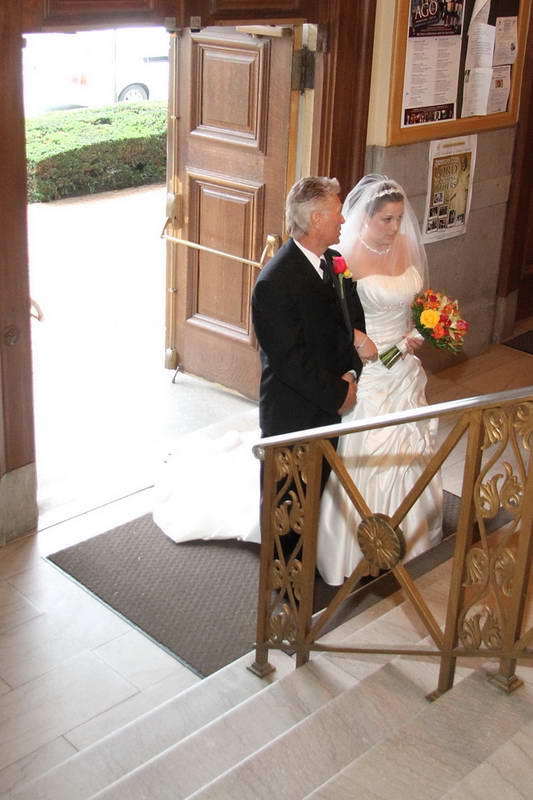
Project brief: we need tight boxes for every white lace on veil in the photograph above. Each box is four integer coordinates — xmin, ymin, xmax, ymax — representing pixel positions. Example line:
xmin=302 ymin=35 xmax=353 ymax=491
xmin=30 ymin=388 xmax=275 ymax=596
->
xmin=338 ymin=173 xmax=429 ymax=287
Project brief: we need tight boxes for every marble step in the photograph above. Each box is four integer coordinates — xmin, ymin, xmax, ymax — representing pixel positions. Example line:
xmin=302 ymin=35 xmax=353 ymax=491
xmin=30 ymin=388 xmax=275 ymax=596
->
xmin=440 ymin=710 xmax=533 ymax=799
xmin=5 ymin=577 xmax=407 ymax=800
xmin=86 ymin=576 xmax=453 ymax=799
xmin=6 ymin=649 xmax=293 ymax=800
xmin=8 ymin=560 xmax=451 ymax=800
xmin=88 ymin=655 xmax=360 ymax=800
xmin=181 ymin=651 xmax=474 ymax=800
xmin=304 ymin=665 xmax=533 ymax=800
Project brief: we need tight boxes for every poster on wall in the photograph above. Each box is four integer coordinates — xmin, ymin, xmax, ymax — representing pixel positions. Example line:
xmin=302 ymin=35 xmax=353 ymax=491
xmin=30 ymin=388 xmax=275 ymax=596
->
xmin=422 ymin=135 xmax=477 ymax=242
xmin=462 ymin=7 xmax=517 ymax=117
xmin=402 ymin=1 xmax=465 ymax=127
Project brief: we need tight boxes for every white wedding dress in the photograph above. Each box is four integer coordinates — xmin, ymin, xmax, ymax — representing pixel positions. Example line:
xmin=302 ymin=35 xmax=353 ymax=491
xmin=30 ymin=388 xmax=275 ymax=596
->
xmin=317 ymin=265 xmax=443 ymax=584
xmin=152 ymin=265 xmax=443 ymax=584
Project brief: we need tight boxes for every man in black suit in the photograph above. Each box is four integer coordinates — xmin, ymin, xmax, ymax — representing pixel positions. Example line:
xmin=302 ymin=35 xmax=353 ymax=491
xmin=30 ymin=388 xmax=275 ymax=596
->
xmin=252 ymin=176 xmax=374 ymax=444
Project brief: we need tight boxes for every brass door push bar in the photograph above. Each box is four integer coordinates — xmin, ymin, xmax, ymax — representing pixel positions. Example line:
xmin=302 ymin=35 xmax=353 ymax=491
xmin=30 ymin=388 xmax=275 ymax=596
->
xmin=161 ymin=219 xmax=282 ymax=269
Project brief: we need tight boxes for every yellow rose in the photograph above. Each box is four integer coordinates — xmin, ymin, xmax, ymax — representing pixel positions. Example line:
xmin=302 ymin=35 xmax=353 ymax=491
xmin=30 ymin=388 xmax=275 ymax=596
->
xmin=420 ymin=308 xmax=440 ymax=329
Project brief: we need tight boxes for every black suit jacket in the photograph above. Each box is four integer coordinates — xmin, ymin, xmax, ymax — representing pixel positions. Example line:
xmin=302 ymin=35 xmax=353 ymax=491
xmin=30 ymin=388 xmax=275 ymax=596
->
xmin=252 ymin=238 xmax=365 ymax=437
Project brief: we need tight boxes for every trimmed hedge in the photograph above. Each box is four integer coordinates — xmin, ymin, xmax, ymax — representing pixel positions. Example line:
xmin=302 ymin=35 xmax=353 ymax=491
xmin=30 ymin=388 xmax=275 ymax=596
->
xmin=26 ymin=102 xmax=167 ymax=203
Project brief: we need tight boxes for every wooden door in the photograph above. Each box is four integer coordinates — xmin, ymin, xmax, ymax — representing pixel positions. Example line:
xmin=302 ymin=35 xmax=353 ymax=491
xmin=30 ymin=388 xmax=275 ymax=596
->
xmin=498 ymin=3 xmax=533 ymax=323
xmin=517 ymin=228 xmax=533 ymax=319
xmin=165 ymin=26 xmax=294 ymax=399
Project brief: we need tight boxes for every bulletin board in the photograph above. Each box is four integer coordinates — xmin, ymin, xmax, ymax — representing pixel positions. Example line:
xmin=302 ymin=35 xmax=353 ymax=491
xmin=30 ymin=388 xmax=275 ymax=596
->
xmin=387 ymin=0 xmax=531 ymax=144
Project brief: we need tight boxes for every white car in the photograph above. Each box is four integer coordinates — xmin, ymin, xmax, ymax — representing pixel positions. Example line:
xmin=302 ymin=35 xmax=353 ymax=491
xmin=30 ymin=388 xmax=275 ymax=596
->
xmin=23 ymin=27 xmax=170 ymax=117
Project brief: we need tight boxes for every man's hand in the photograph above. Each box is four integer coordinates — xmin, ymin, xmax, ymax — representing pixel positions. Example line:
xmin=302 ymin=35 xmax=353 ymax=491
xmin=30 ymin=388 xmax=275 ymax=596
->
xmin=337 ymin=373 xmax=357 ymax=415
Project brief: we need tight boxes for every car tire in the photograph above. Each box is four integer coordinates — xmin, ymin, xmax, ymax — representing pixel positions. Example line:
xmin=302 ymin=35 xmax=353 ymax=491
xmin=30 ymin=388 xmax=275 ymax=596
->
xmin=118 ymin=83 xmax=149 ymax=102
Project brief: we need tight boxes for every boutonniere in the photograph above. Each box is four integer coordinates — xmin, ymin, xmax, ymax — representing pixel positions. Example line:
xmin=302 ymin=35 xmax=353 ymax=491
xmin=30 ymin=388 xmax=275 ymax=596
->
xmin=332 ymin=256 xmax=352 ymax=298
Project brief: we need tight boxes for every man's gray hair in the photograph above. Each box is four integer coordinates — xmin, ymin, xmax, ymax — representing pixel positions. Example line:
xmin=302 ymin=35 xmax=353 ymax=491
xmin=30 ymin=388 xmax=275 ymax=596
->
xmin=286 ymin=176 xmax=340 ymax=238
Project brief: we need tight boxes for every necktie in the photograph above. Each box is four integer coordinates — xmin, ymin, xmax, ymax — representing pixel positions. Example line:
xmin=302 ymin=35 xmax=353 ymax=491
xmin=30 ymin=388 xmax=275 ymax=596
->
xmin=319 ymin=257 xmax=328 ymax=282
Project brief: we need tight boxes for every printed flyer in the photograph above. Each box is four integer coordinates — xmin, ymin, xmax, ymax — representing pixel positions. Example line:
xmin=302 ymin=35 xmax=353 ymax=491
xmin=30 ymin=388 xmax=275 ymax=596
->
xmin=403 ymin=1 xmax=465 ymax=127
xmin=422 ymin=135 xmax=477 ymax=242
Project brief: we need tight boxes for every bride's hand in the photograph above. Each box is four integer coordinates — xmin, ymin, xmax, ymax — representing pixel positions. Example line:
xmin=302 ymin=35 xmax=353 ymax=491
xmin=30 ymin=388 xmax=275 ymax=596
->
xmin=404 ymin=335 xmax=423 ymax=354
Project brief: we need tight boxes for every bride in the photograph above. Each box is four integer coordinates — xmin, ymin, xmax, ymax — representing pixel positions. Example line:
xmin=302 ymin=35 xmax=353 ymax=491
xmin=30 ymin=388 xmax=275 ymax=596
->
xmin=317 ymin=173 xmax=443 ymax=585
xmin=152 ymin=173 xmax=443 ymax=585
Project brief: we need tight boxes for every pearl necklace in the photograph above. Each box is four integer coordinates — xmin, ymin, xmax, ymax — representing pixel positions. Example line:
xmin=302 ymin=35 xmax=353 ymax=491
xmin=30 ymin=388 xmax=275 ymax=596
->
xmin=360 ymin=237 xmax=391 ymax=256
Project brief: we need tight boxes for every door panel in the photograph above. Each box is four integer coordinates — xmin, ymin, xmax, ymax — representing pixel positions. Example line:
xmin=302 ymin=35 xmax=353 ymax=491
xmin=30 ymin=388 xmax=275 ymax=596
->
xmin=190 ymin=38 xmax=269 ymax=148
xmin=22 ymin=0 xmax=176 ymax=32
xmin=45 ymin=0 xmax=158 ymax=14
xmin=167 ymin=27 xmax=293 ymax=399
xmin=188 ymin=171 xmax=263 ymax=339
xmin=188 ymin=0 xmax=319 ymax=25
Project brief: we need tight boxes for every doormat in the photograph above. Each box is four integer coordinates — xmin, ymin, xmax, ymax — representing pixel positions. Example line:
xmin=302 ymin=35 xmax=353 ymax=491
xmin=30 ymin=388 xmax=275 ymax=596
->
xmin=46 ymin=493 xmax=509 ymax=677
xmin=502 ymin=330 xmax=533 ymax=355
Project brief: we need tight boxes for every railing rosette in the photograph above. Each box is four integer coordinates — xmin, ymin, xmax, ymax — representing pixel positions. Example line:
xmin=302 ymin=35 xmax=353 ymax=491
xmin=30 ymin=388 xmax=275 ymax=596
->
xmin=357 ymin=514 xmax=405 ymax=576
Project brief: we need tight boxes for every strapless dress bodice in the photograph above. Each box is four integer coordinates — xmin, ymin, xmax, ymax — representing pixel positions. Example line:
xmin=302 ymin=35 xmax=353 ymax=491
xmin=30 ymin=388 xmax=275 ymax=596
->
xmin=356 ymin=265 xmax=422 ymax=350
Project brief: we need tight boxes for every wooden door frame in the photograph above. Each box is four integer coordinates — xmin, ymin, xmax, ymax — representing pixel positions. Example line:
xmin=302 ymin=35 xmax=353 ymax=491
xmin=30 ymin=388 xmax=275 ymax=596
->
xmin=314 ymin=0 xmax=377 ymax=197
xmin=0 ymin=0 xmax=35 ymax=478
xmin=497 ymin=3 xmax=533 ymax=307
xmin=0 ymin=0 xmax=376 ymax=483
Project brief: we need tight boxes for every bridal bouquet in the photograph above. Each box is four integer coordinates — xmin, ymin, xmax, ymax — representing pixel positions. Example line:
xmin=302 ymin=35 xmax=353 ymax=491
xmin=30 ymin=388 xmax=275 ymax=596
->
xmin=380 ymin=289 xmax=469 ymax=369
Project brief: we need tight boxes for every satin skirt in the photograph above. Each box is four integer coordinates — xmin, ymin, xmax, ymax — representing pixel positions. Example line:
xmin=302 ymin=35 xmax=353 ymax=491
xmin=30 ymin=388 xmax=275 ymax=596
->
xmin=152 ymin=354 xmax=443 ymax=586
xmin=152 ymin=409 xmax=263 ymax=544
xmin=317 ymin=353 xmax=443 ymax=585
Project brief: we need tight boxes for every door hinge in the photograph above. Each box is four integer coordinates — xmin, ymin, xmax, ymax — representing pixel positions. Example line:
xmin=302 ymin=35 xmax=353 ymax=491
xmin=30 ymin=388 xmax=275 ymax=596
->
xmin=164 ymin=18 xmax=180 ymax=33
xmin=291 ymin=46 xmax=315 ymax=93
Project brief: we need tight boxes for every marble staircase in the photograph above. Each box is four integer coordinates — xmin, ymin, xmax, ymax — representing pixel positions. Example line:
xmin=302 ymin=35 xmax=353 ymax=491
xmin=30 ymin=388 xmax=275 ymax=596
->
xmin=4 ymin=560 xmax=533 ymax=800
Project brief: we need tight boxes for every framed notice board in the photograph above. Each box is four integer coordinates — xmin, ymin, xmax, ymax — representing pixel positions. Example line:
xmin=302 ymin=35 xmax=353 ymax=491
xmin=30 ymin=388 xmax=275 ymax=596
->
xmin=388 ymin=0 xmax=530 ymax=144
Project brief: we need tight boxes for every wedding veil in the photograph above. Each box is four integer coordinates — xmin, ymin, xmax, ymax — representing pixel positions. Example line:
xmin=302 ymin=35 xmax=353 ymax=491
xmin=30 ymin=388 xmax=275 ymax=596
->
xmin=338 ymin=173 xmax=429 ymax=287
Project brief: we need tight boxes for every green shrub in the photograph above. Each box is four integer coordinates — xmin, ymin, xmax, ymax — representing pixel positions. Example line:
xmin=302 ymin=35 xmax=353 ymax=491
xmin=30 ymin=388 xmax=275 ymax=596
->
xmin=26 ymin=102 xmax=167 ymax=203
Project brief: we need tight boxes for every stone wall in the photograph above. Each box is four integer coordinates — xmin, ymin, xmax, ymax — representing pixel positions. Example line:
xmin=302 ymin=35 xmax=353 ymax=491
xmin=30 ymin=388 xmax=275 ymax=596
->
xmin=365 ymin=127 xmax=516 ymax=374
xmin=0 ymin=464 xmax=37 ymax=545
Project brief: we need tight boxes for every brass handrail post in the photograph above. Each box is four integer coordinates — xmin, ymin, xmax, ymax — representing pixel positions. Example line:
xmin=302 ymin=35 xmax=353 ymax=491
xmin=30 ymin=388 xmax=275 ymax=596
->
xmin=294 ymin=440 xmax=323 ymax=668
xmin=492 ymin=454 xmax=533 ymax=692
xmin=250 ymin=388 xmax=533 ymax=693
xmin=431 ymin=409 xmax=485 ymax=700
xmin=248 ymin=446 xmax=278 ymax=678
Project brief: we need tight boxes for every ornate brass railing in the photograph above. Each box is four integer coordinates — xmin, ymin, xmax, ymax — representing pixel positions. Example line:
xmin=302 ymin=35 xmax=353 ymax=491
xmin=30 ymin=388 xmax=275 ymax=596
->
xmin=249 ymin=386 xmax=533 ymax=699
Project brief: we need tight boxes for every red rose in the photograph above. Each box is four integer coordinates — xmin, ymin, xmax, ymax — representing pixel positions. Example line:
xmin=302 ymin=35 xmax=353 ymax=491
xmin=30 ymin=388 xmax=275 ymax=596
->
xmin=332 ymin=256 xmax=348 ymax=275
